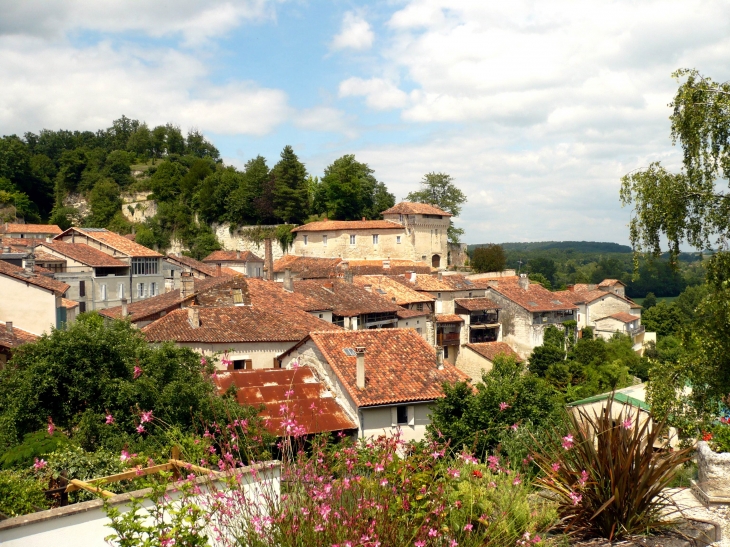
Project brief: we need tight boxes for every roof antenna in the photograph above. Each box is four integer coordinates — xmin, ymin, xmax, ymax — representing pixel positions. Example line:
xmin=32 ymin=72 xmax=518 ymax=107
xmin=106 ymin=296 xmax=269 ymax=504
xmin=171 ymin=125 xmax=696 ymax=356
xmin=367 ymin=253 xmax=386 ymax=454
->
xmin=517 ymin=259 xmax=523 ymax=275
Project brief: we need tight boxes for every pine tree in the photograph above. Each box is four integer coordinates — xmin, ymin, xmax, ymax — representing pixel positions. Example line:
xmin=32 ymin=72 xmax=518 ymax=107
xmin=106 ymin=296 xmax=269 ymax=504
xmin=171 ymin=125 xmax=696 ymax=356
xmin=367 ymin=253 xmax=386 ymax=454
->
xmin=272 ymin=145 xmax=308 ymax=224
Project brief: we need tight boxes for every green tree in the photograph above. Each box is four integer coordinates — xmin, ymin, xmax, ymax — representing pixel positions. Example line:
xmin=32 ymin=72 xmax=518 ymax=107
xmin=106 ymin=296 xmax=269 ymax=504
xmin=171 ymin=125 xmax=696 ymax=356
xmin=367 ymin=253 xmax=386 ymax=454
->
xmin=471 ymin=245 xmax=506 ymax=273
xmin=86 ymin=180 xmax=121 ymax=228
xmin=186 ymin=129 xmax=220 ymax=160
xmin=226 ymin=155 xmax=272 ymax=225
xmin=272 ymin=145 xmax=309 ymax=224
xmin=406 ymin=172 xmax=467 ymax=243
xmin=529 ymin=257 xmax=557 ymax=285
xmin=642 ymin=292 xmax=657 ymax=309
xmin=317 ymin=154 xmax=391 ymax=220
xmin=126 ymin=123 xmax=153 ymax=158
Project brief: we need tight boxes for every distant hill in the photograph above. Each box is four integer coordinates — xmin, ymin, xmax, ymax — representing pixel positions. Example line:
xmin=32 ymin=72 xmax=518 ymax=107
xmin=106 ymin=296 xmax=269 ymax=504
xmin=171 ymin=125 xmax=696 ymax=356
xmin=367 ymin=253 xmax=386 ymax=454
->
xmin=468 ymin=241 xmax=633 ymax=254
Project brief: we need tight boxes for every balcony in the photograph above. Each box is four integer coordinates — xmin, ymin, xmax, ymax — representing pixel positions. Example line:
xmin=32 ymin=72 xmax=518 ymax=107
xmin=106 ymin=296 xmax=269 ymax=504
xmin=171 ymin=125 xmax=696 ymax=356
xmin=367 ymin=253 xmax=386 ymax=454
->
xmin=532 ymin=312 xmax=574 ymax=325
xmin=470 ymin=312 xmax=499 ymax=325
xmin=437 ymin=331 xmax=461 ymax=346
xmin=469 ymin=326 xmax=499 ymax=344
xmin=628 ymin=324 xmax=645 ymax=337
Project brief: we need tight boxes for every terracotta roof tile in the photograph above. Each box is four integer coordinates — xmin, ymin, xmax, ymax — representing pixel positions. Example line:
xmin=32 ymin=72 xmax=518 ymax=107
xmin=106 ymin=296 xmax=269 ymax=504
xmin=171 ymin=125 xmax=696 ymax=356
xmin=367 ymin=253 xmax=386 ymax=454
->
xmin=0 ymin=259 xmax=69 ymax=295
xmin=485 ymin=279 xmax=577 ymax=312
xmin=345 ymin=260 xmax=433 ymax=276
xmin=40 ymin=241 xmax=128 ymax=267
xmin=381 ymin=202 xmax=452 ymax=217
xmin=61 ymin=298 xmax=79 ymax=309
xmin=301 ymin=329 xmax=469 ymax=407
xmin=598 ymin=279 xmax=626 ymax=287
xmin=246 ymin=278 xmax=331 ymax=312
xmin=213 ymin=369 xmax=356 ymax=436
xmin=1 ymin=223 xmax=62 ymax=235
xmin=436 ymin=314 xmax=464 ymax=323
xmin=291 ymin=220 xmax=403 ymax=232
xmin=466 ymin=342 xmax=523 ymax=363
xmin=391 ymin=273 xmax=482 ymax=293
xmin=273 ymin=255 xmax=343 ymax=279
xmin=1 ymin=238 xmax=33 ymax=249
xmin=55 ymin=228 xmax=161 ymax=258
xmin=601 ymin=312 xmax=641 ymax=323
xmin=166 ymin=254 xmax=219 ymax=277
xmin=396 ymin=308 xmax=429 ymax=319
xmin=352 ymin=275 xmax=435 ymax=306
xmin=0 ymin=321 xmax=39 ymax=349
xmin=142 ymin=306 xmax=337 ymax=343
xmin=202 ymin=250 xmax=263 ymax=263
xmin=454 ymin=297 xmax=502 ymax=311
xmin=292 ymin=279 xmax=402 ymax=317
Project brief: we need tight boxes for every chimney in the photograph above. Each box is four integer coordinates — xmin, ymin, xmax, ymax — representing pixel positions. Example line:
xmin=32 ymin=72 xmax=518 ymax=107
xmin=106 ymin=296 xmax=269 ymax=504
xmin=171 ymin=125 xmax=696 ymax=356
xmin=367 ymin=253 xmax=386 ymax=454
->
xmin=283 ymin=268 xmax=293 ymax=292
xmin=2 ymin=246 xmax=9 ymax=253
xmin=362 ymin=217 xmax=366 ymax=221
xmin=216 ymin=263 xmax=222 ymax=276
xmin=264 ymin=238 xmax=274 ymax=281
xmin=6 ymin=321 xmax=13 ymax=334
xmin=180 ymin=272 xmax=194 ymax=298
xmin=518 ymin=273 xmax=529 ymax=290
xmin=121 ymin=297 xmax=128 ymax=318
xmin=344 ymin=269 xmax=353 ymax=284
xmin=23 ymin=250 xmax=35 ymax=273
xmin=364 ymin=284 xmax=372 ymax=292
xmin=437 ymin=271 xmax=443 ymax=281
xmin=188 ymin=306 xmax=200 ymax=329
xmin=382 ymin=259 xmax=390 ymax=269
xmin=567 ymin=284 xmax=575 ymax=292
xmin=436 ymin=346 xmax=444 ymax=370
xmin=355 ymin=346 xmax=366 ymax=389
xmin=409 ymin=271 xmax=417 ymax=283
xmin=236 ymin=250 xmax=241 ymax=260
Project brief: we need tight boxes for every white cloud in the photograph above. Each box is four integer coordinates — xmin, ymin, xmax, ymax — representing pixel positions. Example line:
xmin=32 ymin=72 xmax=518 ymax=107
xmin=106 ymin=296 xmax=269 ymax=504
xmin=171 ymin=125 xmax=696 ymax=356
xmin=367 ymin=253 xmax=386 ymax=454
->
xmin=331 ymin=12 xmax=374 ymax=51
xmin=338 ymin=77 xmax=409 ymax=110
xmin=294 ymin=106 xmax=357 ymax=138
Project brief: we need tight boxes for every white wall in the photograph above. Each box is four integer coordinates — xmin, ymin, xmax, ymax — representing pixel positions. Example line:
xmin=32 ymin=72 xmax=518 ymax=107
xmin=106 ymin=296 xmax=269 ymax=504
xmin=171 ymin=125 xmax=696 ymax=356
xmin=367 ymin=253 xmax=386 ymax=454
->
xmin=0 ymin=275 xmax=58 ymax=335
xmin=177 ymin=341 xmax=295 ymax=370
xmin=0 ymin=462 xmax=281 ymax=547
xmin=361 ymin=403 xmax=432 ymax=443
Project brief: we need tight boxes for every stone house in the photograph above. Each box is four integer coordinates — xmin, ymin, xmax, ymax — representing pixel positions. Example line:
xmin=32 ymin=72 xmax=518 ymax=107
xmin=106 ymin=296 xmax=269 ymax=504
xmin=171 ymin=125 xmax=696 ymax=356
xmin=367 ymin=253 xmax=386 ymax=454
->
xmin=0 ymin=320 xmax=39 ymax=366
xmin=52 ymin=228 xmax=164 ymax=312
xmin=290 ymin=201 xmax=451 ymax=269
xmin=202 ymin=250 xmax=264 ymax=277
xmin=592 ymin=312 xmax=654 ymax=353
xmin=272 ymin=255 xmax=432 ymax=282
xmin=391 ymin=272 xmax=486 ymax=314
xmin=141 ymin=304 xmax=336 ymax=370
xmin=277 ymin=329 xmax=468 ymax=442
xmin=0 ymin=259 xmax=70 ymax=335
xmin=0 ymin=223 xmax=62 ymax=240
xmin=457 ymin=341 xmax=523 ymax=383
xmin=554 ymin=280 xmax=642 ymax=331
xmin=483 ymin=275 xmax=578 ymax=358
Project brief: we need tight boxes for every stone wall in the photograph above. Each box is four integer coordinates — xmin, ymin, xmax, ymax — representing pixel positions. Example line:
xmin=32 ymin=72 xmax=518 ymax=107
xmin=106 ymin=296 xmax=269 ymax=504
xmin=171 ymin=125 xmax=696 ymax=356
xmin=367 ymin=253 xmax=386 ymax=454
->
xmin=121 ymin=192 xmax=157 ymax=223
xmin=212 ymin=223 xmax=287 ymax=261
xmin=586 ymin=294 xmax=633 ymax=325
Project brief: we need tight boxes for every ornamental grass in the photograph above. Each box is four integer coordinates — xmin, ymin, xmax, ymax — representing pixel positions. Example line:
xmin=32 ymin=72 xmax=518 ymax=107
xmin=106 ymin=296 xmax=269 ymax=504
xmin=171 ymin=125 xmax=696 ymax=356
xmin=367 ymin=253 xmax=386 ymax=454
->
xmin=531 ymin=398 xmax=692 ymax=541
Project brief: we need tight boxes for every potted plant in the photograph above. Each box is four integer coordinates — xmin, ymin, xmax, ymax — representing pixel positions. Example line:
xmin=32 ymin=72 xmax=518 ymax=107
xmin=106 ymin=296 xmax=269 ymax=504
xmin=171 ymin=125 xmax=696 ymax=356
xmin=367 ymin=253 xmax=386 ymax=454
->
xmin=695 ymin=417 xmax=730 ymax=502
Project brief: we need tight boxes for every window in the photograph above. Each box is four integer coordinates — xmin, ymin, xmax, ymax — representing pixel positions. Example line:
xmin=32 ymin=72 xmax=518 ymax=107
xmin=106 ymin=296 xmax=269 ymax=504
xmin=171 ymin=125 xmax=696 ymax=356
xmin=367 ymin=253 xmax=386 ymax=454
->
xmin=100 ymin=284 xmax=107 ymax=301
xmin=79 ymin=280 xmax=86 ymax=297
xmin=416 ymin=327 xmax=422 ymax=335
xmin=319 ymin=313 xmax=323 ymax=318
xmin=349 ymin=235 xmax=356 ymax=245
xmin=132 ymin=258 xmax=159 ymax=276
xmin=396 ymin=235 xmax=401 ymax=244
xmin=399 ymin=214 xmax=404 ymax=223
xmin=79 ymin=302 xmax=86 ymax=313
xmin=443 ymin=346 xmax=449 ymax=359
xmin=372 ymin=234 xmax=379 ymax=245
xmin=233 ymin=359 xmax=253 ymax=370
xmin=232 ymin=289 xmax=244 ymax=304
xmin=303 ymin=235 xmax=308 ymax=246
xmin=396 ymin=406 xmax=408 ymax=425
xmin=150 ymin=282 xmax=157 ymax=297
xmin=437 ymin=292 xmax=442 ymax=298
xmin=416 ymin=303 xmax=423 ymax=311
xmin=118 ymin=285 xmax=125 ymax=299
xmin=137 ymin=283 xmax=145 ymax=298
xmin=322 ymin=235 xmax=327 ymax=246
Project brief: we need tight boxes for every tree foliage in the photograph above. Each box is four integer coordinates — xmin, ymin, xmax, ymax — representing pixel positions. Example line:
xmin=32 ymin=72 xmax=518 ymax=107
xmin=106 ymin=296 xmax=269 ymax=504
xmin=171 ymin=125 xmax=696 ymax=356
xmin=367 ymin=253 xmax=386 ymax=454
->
xmin=471 ymin=244 xmax=506 ymax=273
xmin=406 ymin=172 xmax=466 ymax=243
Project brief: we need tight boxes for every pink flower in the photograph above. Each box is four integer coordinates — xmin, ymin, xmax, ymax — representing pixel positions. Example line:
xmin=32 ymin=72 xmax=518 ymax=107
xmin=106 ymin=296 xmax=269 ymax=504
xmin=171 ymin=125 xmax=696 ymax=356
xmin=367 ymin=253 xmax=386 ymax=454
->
xmin=499 ymin=402 xmax=510 ymax=412
xmin=551 ymin=462 xmax=561 ymax=472
xmin=133 ymin=365 xmax=143 ymax=379
xmin=511 ymin=423 xmax=519 ymax=431
xmin=105 ymin=414 xmax=114 ymax=424
xmin=622 ymin=418 xmax=632 ymax=430
xmin=431 ymin=450 xmax=443 ymax=459
xmin=579 ymin=469 xmax=589 ymax=486
xmin=47 ymin=417 xmax=55 ymax=436
xmin=464 ymin=524 xmax=473 ymax=532
xmin=291 ymin=359 xmax=300 ymax=370
xmin=415 ymin=542 xmax=426 ymax=547
xmin=140 ymin=410 xmax=153 ymax=423
xmin=512 ymin=474 xmax=522 ymax=485
xmin=562 ymin=434 xmax=574 ymax=450
xmin=120 ymin=450 xmax=131 ymax=462
xmin=375 ymin=463 xmax=384 ymax=473
xmin=136 ymin=424 xmax=145 ymax=434
xmin=428 ymin=528 xmax=438 ymax=537
xmin=33 ymin=458 xmax=47 ymax=470
xmin=285 ymin=389 xmax=294 ymax=398
xmin=448 ymin=468 xmax=460 ymax=478
xmin=569 ymin=491 xmax=582 ymax=506
xmin=200 ymin=357 xmax=207 ymax=366
xmin=380 ymin=478 xmax=388 ymax=487
xmin=451 ymin=541 xmax=459 ymax=547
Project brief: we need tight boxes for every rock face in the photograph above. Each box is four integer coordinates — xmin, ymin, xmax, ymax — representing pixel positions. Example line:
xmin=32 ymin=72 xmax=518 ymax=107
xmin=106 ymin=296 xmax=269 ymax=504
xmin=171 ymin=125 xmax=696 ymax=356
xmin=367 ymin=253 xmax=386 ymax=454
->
xmin=212 ymin=223 xmax=287 ymax=260
xmin=121 ymin=193 xmax=157 ymax=223
xmin=696 ymin=441 xmax=730 ymax=499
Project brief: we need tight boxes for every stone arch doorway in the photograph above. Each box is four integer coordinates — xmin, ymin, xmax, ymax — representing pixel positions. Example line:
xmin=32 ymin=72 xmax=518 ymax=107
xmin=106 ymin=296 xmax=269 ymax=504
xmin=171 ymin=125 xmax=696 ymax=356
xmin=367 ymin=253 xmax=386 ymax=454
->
xmin=431 ymin=254 xmax=441 ymax=268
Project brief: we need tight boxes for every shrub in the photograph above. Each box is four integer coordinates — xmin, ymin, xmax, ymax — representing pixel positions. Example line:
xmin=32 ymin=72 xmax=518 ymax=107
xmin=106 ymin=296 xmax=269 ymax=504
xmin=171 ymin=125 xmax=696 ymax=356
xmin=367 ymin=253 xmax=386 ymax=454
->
xmin=0 ymin=469 xmax=49 ymax=517
xmin=0 ymin=430 xmax=69 ymax=469
xmin=531 ymin=399 xmax=692 ymax=540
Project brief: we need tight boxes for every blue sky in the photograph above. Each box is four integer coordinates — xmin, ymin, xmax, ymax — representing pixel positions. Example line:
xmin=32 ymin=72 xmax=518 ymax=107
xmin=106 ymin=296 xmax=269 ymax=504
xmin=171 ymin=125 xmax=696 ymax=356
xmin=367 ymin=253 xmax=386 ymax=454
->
xmin=2 ymin=0 xmax=730 ymax=247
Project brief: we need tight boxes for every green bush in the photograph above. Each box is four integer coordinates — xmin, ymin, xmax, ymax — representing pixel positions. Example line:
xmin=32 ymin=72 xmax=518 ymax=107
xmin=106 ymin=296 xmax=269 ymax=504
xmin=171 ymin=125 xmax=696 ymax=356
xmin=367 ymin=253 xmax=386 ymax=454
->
xmin=0 ymin=469 xmax=49 ymax=517
xmin=0 ymin=430 xmax=69 ymax=470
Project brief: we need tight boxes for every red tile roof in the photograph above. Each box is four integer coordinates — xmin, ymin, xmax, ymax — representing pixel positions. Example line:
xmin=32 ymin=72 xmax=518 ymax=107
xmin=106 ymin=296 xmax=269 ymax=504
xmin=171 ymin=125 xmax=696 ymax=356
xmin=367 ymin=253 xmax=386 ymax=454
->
xmin=213 ymin=368 xmax=356 ymax=436
xmin=166 ymin=254 xmax=219 ymax=277
xmin=0 ymin=259 xmax=69 ymax=295
xmin=454 ymin=297 xmax=501 ymax=311
xmin=391 ymin=273 xmax=482 ymax=293
xmin=292 ymin=279 xmax=402 ymax=317
xmin=61 ymin=298 xmax=79 ymax=309
xmin=598 ymin=279 xmax=626 ymax=287
xmin=142 ymin=306 xmax=337 ymax=343
xmin=246 ymin=278 xmax=331 ymax=312
xmin=202 ymin=250 xmax=263 ymax=263
xmin=345 ymin=260 xmax=433 ymax=276
xmin=396 ymin=308 xmax=429 ymax=319
xmin=352 ymin=275 xmax=435 ymax=306
xmin=1 ymin=238 xmax=33 ymax=250
xmin=291 ymin=220 xmax=403 ymax=232
xmin=1 ymin=223 xmax=62 ymax=235
xmin=0 ymin=321 xmax=39 ymax=349
xmin=485 ymin=279 xmax=577 ymax=312
xmin=435 ymin=314 xmax=464 ymax=323
xmin=55 ymin=228 xmax=161 ymax=258
xmin=41 ymin=241 xmax=128 ymax=267
xmin=381 ymin=202 xmax=452 ymax=217
xmin=296 ymin=329 xmax=469 ymax=407
xmin=466 ymin=342 xmax=522 ymax=363
xmin=601 ymin=312 xmax=641 ymax=324
xmin=273 ymin=255 xmax=343 ymax=279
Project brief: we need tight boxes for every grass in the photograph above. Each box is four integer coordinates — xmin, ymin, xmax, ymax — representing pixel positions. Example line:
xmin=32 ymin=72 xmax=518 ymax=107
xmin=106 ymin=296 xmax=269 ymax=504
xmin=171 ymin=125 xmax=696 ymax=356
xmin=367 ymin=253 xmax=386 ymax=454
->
xmin=632 ymin=296 xmax=678 ymax=306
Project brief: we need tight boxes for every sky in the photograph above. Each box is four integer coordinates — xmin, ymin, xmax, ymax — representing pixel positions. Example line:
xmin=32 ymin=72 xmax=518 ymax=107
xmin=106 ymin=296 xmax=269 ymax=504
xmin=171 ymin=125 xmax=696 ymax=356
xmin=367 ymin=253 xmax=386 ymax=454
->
xmin=1 ymin=1 xmax=729 ymax=245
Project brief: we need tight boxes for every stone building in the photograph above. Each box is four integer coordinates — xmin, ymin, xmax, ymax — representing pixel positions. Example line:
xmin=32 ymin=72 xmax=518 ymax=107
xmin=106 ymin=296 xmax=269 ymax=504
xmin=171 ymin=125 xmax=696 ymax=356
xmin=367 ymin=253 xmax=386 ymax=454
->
xmin=290 ymin=201 xmax=451 ymax=269
xmin=201 ymin=250 xmax=264 ymax=277
xmin=458 ymin=341 xmax=522 ymax=383
xmin=0 ymin=223 xmax=62 ymax=240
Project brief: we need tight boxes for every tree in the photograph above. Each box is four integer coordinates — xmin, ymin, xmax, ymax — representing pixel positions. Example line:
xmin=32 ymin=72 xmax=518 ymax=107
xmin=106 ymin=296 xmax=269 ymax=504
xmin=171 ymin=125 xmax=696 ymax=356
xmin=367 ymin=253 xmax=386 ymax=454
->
xmin=529 ymin=257 xmax=557 ymax=284
xmin=471 ymin=245 xmax=506 ymax=273
xmin=87 ymin=180 xmax=121 ymax=228
xmin=226 ymin=156 xmax=271 ymax=225
xmin=272 ymin=145 xmax=309 ymax=224
xmin=642 ymin=292 xmax=657 ymax=310
xmin=406 ymin=172 xmax=467 ymax=243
